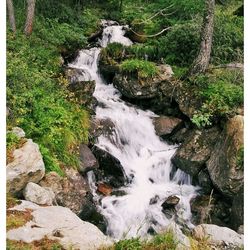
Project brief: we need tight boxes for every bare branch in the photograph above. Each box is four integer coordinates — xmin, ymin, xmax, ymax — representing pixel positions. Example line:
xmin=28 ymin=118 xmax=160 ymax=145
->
xmin=129 ymin=27 xmax=171 ymax=38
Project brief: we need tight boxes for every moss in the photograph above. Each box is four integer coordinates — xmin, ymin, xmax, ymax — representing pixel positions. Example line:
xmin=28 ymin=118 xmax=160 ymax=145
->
xmin=7 ymin=209 xmax=33 ymax=231
xmin=6 ymin=194 xmax=21 ymax=209
xmin=7 ymin=237 xmax=66 ymax=250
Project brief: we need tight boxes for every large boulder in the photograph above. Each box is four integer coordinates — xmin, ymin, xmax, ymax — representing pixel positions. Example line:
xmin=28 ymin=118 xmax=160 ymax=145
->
xmin=193 ymin=224 xmax=244 ymax=249
xmin=113 ymin=64 xmax=173 ymax=99
xmin=7 ymin=139 xmax=45 ymax=196
xmin=7 ymin=201 xmax=112 ymax=250
xmin=23 ymin=182 xmax=55 ymax=206
xmin=207 ymin=115 xmax=244 ymax=198
xmin=153 ymin=116 xmax=183 ymax=137
xmin=171 ymin=127 xmax=220 ymax=177
xmin=92 ymin=146 xmax=126 ymax=188
xmin=79 ymin=144 xmax=99 ymax=174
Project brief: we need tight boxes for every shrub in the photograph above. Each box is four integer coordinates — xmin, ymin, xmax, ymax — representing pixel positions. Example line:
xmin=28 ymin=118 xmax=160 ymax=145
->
xmin=120 ymin=59 xmax=158 ymax=79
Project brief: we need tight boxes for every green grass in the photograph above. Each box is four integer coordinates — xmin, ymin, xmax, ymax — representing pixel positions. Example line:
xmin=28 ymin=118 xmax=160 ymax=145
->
xmin=120 ymin=59 xmax=158 ymax=79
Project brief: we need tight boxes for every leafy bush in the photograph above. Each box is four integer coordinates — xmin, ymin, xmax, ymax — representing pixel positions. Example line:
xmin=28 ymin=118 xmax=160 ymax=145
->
xmin=6 ymin=132 xmax=20 ymax=150
xmin=100 ymin=43 xmax=126 ymax=65
xmin=120 ymin=59 xmax=158 ymax=79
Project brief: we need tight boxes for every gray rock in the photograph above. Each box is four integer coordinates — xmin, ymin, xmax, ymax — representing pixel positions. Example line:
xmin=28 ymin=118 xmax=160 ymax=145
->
xmin=153 ymin=116 xmax=182 ymax=136
xmin=10 ymin=127 xmax=26 ymax=138
xmin=7 ymin=201 xmax=113 ymax=250
xmin=23 ymin=182 xmax=55 ymax=206
xmin=193 ymin=224 xmax=244 ymax=248
xmin=113 ymin=65 xmax=173 ymax=99
xmin=6 ymin=139 xmax=45 ymax=196
xmin=207 ymin=115 xmax=244 ymax=198
xmin=230 ymin=187 xmax=243 ymax=231
xmin=171 ymin=127 xmax=220 ymax=177
xmin=79 ymin=144 xmax=99 ymax=174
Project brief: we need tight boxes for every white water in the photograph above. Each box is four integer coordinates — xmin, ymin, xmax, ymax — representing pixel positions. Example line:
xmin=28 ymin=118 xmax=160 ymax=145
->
xmin=69 ymin=23 xmax=198 ymax=240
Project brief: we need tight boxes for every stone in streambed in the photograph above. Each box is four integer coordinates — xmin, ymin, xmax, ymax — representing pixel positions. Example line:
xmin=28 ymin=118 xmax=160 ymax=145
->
xmin=97 ymin=183 xmax=113 ymax=196
xmin=162 ymin=195 xmax=180 ymax=209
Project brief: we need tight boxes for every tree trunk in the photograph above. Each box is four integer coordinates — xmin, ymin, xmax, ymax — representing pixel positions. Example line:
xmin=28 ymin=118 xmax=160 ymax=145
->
xmin=24 ymin=0 xmax=36 ymax=36
xmin=187 ymin=0 xmax=215 ymax=76
xmin=7 ymin=0 xmax=16 ymax=33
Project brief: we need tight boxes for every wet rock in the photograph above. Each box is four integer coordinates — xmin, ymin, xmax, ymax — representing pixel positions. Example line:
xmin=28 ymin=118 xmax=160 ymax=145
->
xmin=197 ymin=169 xmax=214 ymax=194
xmin=7 ymin=201 xmax=112 ymax=250
xmin=92 ymin=146 xmax=126 ymax=187
xmin=99 ymin=64 xmax=120 ymax=83
xmin=23 ymin=182 xmax=55 ymax=206
xmin=168 ymin=127 xmax=189 ymax=144
xmin=153 ymin=116 xmax=183 ymax=137
xmin=113 ymin=65 xmax=173 ymax=99
xmin=79 ymin=198 xmax=108 ymax=233
xmin=149 ymin=195 xmax=159 ymax=205
xmin=192 ymin=224 xmax=244 ymax=249
xmin=171 ymin=127 xmax=220 ymax=177
xmin=7 ymin=139 xmax=45 ymax=196
xmin=87 ymin=28 xmax=103 ymax=43
xmin=97 ymin=183 xmax=113 ymax=196
xmin=230 ymin=186 xmax=243 ymax=231
xmin=162 ymin=195 xmax=180 ymax=209
xmin=89 ymin=118 xmax=116 ymax=141
xmin=79 ymin=144 xmax=99 ymax=174
xmin=190 ymin=194 xmax=231 ymax=226
xmin=207 ymin=115 xmax=244 ymax=198
xmin=110 ymin=190 xmax=126 ymax=196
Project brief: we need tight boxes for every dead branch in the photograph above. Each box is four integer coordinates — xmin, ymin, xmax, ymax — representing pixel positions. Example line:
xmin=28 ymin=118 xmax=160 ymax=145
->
xmin=129 ymin=27 xmax=171 ymax=38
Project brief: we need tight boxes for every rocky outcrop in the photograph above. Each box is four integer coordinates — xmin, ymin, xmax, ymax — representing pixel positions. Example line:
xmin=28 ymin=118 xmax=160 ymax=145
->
xmin=7 ymin=201 xmax=112 ymax=250
xmin=207 ymin=115 xmax=244 ymax=198
xmin=113 ymin=64 xmax=173 ymax=99
xmin=153 ymin=116 xmax=182 ymax=137
xmin=92 ymin=146 xmax=126 ymax=188
xmin=8 ymin=127 xmax=26 ymax=138
xmin=39 ymin=169 xmax=89 ymax=215
xmin=171 ymin=127 xmax=220 ymax=177
xmin=7 ymin=139 xmax=45 ymax=196
xmin=197 ymin=169 xmax=214 ymax=194
xmin=79 ymin=144 xmax=99 ymax=174
xmin=23 ymin=182 xmax=55 ymax=206
xmin=193 ymin=224 xmax=243 ymax=249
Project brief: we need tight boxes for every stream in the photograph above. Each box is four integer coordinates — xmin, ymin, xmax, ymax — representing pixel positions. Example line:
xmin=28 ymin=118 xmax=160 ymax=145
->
xmin=69 ymin=21 xmax=198 ymax=240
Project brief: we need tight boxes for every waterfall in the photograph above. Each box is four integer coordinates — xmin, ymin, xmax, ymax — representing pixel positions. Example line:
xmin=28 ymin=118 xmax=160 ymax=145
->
xmin=69 ymin=22 xmax=198 ymax=240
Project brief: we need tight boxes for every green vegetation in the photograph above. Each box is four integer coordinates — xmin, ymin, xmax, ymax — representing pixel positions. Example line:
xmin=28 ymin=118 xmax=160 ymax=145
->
xmin=101 ymin=231 xmax=178 ymax=250
xmin=120 ymin=59 xmax=158 ymax=79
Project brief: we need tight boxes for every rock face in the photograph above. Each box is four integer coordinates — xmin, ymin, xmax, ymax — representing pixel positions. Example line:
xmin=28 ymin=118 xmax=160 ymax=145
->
xmin=171 ymin=128 xmax=220 ymax=177
xmin=193 ymin=224 xmax=244 ymax=249
xmin=7 ymin=201 xmax=112 ymax=250
xmin=207 ymin=115 xmax=244 ymax=198
xmin=197 ymin=169 xmax=214 ymax=194
xmin=153 ymin=116 xmax=182 ymax=137
xmin=7 ymin=139 xmax=45 ymax=196
xmin=79 ymin=144 xmax=99 ymax=174
xmin=113 ymin=64 xmax=173 ymax=99
xmin=39 ymin=169 xmax=89 ymax=215
xmin=230 ymin=186 xmax=244 ymax=232
xmin=92 ymin=146 xmax=126 ymax=187
xmin=23 ymin=182 xmax=55 ymax=206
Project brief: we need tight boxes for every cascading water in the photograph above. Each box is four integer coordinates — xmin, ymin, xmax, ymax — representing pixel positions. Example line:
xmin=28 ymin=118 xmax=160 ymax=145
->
xmin=69 ymin=22 xmax=198 ymax=240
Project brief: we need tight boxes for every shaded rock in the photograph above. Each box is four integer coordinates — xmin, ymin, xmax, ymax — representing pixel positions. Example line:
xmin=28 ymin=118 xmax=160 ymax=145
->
xmin=92 ymin=146 xmax=126 ymax=187
xmin=207 ymin=115 xmax=244 ymax=198
xmin=113 ymin=65 xmax=173 ymax=99
xmin=168 ymin=128 xmax=189 ymax=144
xmin=162 ymin=195 xmax=180 ymax=209
xmin=171 ymin=127 xmax=220 ymax=177
xmin=99 ymin=64 xmax=120 ymax=83
xmin=190 ymin=194 xmax=231 ymax=226
xmin=153 ymin=116 xmax=182 ymax=136
xmin=197 ymin=169 xmax=214 ymax=194
xmin=7 ymin=139 xmax=45 ymax=196
xmin=23 ymin=182 xmax=55 ymax=206
xmin=110 ymin=190 xmax=127 ymax=196
xmin=79 ymin=144 xmax=99 ymax=174
xmin=9 ymin=127 xmax=26 ymax=138
xmin=230 ymin=186 xmax=243 ymax=231
xmin=7 ymin=200 xmax=112 ymax=250
xmin=149 ymin=195 xmax=159 ymax=205
xmin=87 ymin=28 xmax=103 ymax=43
xmin=97 ymin=183 xmax=113 ymax=196
xmin=67 ymin=79 xmax=96 ymax=108
xmin=237 ymin=225 xmax=244 ymax=235
xmin=193 ymin=224 xmax=243 ymax=249
xmin=39 ymin=172 xmax=63 ymax=195
xmin=79 ymin=197 xmax=108 ymax=233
